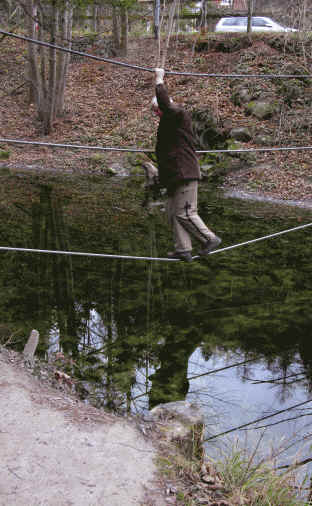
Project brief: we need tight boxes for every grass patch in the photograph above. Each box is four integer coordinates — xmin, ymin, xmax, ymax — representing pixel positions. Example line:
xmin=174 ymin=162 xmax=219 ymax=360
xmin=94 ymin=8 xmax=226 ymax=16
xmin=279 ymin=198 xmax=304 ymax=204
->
xmin=212 ymin=437 xmax=310 ymax=506
xmin=154 ymin=429 xmax=310 ymax=505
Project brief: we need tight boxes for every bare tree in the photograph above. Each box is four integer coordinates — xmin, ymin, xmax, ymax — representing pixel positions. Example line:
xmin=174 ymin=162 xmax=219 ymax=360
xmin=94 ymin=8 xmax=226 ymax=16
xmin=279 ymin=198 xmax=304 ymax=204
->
xmin=111 ymin=0 xmax=132 ymax=56
xmin=120 ymin=3 xmax=128 ymax=55
xmin=26 ymin=0 xmax=73 ymax=134
xmin=154 ymin=0 xmax=160 ymax=40
xmin=247 ymin=0 xmax=254 ymax=33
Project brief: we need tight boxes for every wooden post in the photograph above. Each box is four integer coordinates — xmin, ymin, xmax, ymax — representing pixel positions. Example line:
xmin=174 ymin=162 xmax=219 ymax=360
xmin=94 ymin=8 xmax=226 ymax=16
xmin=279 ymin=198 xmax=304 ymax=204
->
xmin=23 ymin=330 xmax=39 ymax=366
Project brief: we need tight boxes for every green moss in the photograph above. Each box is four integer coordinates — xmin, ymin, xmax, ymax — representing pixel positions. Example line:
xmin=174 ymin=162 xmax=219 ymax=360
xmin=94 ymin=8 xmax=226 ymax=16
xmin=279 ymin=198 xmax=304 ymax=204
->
xmin=131 ymin=167 xmax=142 ymax=176
xmin=0 ymin=150 xmax=10 ymax=160
xmin=106 ymin=167 xmax=117 ymax=176
xmin=0 ymin=166 xmax=10 ymax=175
xmin=226 ymin=139 xmax=242 ymax=151
xmin=88 ymin=153 xmax=106 ymax=165
xmin=246 ymin=100 xmax=256 ymax=110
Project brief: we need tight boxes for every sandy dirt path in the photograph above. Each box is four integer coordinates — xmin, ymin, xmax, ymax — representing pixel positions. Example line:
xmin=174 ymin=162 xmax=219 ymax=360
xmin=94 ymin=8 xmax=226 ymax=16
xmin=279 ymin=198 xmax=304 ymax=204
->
xmin=0 ymin=349 xmax=163 ymax=506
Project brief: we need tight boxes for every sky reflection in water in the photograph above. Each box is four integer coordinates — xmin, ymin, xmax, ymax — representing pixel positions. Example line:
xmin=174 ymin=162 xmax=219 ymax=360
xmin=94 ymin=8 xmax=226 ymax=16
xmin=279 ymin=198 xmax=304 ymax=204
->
xmin=1 ymin=175 xmax=312 ymax=479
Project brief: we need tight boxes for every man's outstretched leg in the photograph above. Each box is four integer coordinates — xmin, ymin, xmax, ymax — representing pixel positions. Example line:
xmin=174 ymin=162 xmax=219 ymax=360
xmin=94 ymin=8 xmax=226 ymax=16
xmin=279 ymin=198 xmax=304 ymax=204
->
xmin=167 ymin=193 xmax=193 ymax=262
xmin=174 ymin=181 xmax=222 ymax=257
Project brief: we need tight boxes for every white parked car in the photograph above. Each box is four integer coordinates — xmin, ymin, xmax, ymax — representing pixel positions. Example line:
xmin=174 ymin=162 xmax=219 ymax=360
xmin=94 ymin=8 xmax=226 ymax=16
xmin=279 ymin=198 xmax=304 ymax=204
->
xmin=215 ymin=16 xmax=298 ymax=33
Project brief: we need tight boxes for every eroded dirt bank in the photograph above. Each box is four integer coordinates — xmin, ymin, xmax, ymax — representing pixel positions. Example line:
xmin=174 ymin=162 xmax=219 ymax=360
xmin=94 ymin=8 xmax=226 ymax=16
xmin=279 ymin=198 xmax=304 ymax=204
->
xmin=0 ymin=348 xmax=163 ymax=506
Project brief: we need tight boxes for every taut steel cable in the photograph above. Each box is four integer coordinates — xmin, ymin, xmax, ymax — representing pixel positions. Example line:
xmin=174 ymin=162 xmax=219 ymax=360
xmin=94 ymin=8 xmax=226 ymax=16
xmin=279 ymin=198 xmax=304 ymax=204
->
xmin=1 ymin=29 xmax=311 ymax=79
xmin=0 ymin=222 xmax=311 ymax=261
xmin=0 ymin=138 xmax=154 ymax=153
xmin=1 ymin=138 xmax=312 ymax=155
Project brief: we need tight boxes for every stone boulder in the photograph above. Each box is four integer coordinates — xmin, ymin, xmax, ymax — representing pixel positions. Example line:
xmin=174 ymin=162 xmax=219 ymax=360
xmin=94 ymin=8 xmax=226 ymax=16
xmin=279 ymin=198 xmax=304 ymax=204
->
xmin=277 ymin=63 xmax=312 ymax=86
xmin=230 ymin=127 xmax=252 ymax=142
xmin=254 ymin=133 xmax=274 ymax=146
xmin=278 ymin=80 xmax=306 ymax=106
xmin=149 ymin=400 xmax=205 ymax=460
xmin=230 ymin=79 xmax=263 ymax=107
xmin=245 ymin=99 xmax=280 ymax=120
xmin=107 ymin=162 xmax=131 ymax=177
xmin=191 ymin=108 xmax=229 ymax=150
xmin=231 ymin=85 xmax=260 ymax=107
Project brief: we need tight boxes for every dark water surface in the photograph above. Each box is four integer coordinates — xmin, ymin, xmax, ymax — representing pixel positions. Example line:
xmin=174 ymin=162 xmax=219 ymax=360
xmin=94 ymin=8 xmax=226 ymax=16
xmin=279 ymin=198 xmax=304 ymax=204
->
xmin=1 ymin=171 xmax=312 ymax=476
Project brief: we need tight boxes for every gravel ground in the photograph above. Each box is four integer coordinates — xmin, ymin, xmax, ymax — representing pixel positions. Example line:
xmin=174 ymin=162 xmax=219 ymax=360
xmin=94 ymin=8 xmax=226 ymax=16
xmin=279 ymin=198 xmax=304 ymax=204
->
xmin=0 ymin=348 xmax=164 ymax=506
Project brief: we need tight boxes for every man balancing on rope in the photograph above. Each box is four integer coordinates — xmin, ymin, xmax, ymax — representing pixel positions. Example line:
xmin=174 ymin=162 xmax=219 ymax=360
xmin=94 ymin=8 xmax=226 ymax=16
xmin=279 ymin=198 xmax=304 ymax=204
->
xmin=145 ymin=67 xmax=221 ymax=263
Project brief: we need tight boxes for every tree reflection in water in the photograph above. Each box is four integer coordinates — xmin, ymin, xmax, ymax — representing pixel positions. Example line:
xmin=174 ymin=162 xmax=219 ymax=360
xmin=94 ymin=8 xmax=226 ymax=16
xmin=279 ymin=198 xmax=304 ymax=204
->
xmin=1 ymin=174 xmax=312 ymax=470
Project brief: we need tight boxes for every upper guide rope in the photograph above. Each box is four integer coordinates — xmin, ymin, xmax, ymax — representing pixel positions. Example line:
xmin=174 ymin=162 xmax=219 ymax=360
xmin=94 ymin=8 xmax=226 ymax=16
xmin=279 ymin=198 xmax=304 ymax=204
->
xmin=1 ymin=29 xmax=311 ymax=79
xmin=0 ymin=222 xmax=311 ymax=262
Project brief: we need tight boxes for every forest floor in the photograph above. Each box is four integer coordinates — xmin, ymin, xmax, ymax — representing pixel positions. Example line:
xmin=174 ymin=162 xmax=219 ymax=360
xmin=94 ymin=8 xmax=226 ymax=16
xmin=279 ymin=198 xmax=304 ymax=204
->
xmin=1 ymin=32 xmax=312 ymax=205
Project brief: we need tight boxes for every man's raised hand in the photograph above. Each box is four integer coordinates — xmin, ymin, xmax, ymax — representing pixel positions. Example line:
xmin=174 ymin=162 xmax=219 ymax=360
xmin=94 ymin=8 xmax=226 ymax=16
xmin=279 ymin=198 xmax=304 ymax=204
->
xmin=155 ymin=68 xmax=165 ymax=85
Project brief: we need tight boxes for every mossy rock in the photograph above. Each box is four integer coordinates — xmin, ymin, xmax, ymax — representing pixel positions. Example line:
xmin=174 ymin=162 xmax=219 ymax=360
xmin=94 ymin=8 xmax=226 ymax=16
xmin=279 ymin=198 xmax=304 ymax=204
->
xmin=226 ymin=140 xmax=256 ymax=162
xmin=192 ymin=108 xmax=228 ymax=149
xmin=200 ymin=156 xmax=234 ymax=183
xmin=230 ymin=82 xmax=262 ymax=107
xmin=245 ymin=100 xmax=280 ymax=120
xmin=0 ymin=150 xmax=10 ymax=160
xmin=200 ymin=164 xmax=214 ymax=179
xmin=88 ymin=153 xmax=107 ymax=167
xmin=254 ymin=134 xmax=274 ymax=146
xmin=231 ymin=87 xmax=253 ymax=106
xmin=226 ymin=140 xmax=243 ymax=152
xmin=230 ymin=127 xmax=252 ymax=142
xmin=278 ymin=79 xmax=307 ymax=106
xmin=131 ymin=167 xmax=142 ymax=176
xmin=126 ymin=152 xmax=148 ymax=167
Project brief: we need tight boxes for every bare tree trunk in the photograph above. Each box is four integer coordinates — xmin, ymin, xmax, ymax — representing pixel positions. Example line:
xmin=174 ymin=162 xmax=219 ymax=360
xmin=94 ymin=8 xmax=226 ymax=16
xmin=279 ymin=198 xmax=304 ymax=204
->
xmin=25 ymin=0 xmax=73 ymax=133
xmin=55 ymin=6 xmax=73 ymax=116
xmin=301 ymin=0 xmax=307 ymax=31
xmin=120 ymin=6 xmax=128 ymax=56
xmin=44 ymin=0 xmax=57 ymax=134
xmin=26 ymin=0 xmax=42 ymax=106
xmin=247 ymin=0 xmax=254 ymax=33
xmin=37 ymin=4 xmax=48 ymax=123
xmin=154 ymin=0 xmax=160 ymax=40
xmin=85 ymin=5 xmax=93 ymax=31
xmin=92 ymin=4 xmax=98 ymax=32
xmin=112 ymin=5 xmax=120 ymax=49
xmin=199 ymin=0 xmax=207 ymax=32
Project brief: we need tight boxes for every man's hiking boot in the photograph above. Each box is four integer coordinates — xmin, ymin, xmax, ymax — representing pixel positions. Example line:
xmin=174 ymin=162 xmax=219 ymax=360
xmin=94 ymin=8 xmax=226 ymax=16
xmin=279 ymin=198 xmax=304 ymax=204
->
xmin=167 ymin=251 xmax=193 ymax=262
xmin=199 ymin=236 xmax=222 ymax=256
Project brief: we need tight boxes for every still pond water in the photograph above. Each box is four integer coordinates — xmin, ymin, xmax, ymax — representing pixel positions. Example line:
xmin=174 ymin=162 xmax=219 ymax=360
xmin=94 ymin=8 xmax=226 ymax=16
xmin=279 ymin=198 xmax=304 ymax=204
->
xmin=1 ymin=171 xmax=312 ymax=476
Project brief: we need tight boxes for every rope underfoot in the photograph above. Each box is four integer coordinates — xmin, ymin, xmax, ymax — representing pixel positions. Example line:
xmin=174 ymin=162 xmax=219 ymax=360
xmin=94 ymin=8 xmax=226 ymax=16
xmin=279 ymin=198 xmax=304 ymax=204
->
xmin=0 ymin=222 xmax=311 ymax=262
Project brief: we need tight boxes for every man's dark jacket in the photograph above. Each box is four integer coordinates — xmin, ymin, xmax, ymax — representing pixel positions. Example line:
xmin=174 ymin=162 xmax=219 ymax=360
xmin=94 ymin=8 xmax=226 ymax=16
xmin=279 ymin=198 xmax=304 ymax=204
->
xmin=155 ymin=84 xmax=200 ymax=193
